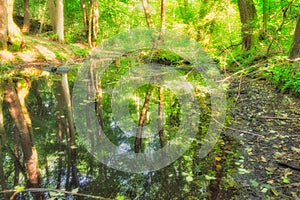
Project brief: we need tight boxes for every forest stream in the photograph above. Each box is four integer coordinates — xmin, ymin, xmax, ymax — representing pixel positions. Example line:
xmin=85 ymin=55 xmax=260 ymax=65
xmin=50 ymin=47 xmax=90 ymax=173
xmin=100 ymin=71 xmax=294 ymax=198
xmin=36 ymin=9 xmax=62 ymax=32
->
xmin=0 ymin=61 xmax=299 ymax=200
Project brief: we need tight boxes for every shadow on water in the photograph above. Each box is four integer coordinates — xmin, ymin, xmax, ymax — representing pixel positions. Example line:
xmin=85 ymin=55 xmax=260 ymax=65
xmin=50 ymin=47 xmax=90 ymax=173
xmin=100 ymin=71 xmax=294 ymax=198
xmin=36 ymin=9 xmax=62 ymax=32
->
xmin=0 ymin=59 xmax=239 ymax=200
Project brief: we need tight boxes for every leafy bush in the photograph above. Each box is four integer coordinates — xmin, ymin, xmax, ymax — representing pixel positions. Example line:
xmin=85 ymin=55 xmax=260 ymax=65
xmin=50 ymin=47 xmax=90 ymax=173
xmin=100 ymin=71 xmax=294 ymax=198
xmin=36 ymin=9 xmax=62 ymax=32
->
xmin=267 ymin=60 xmax=300 ymax=94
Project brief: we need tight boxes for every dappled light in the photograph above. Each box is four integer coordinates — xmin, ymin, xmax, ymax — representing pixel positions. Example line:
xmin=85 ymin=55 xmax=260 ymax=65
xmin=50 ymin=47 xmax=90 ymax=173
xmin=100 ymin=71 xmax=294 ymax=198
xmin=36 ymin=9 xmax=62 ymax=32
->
xmin=0 ymin=0 xmax=299 ymax=200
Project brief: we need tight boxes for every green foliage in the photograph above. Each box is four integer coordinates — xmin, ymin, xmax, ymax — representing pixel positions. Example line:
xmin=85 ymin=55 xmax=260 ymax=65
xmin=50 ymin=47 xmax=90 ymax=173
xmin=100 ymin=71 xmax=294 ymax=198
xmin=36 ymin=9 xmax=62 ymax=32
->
xmin=69 ymin=44 xmax=89 ymax=58
xmin=266 ymin=59 xmax=300 ymax=94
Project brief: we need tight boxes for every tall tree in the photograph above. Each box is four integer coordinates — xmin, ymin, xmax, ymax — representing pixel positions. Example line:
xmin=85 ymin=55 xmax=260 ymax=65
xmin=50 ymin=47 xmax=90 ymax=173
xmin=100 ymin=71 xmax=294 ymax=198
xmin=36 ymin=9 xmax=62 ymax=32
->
xmin=289 ymin=16 xmax=300 ymax=60
xmin=80 ymin=0 xmax=88 ymax=36
xmin=142 ymin=0 xmax=153 ymax=28
xmin=47 ymin=0 xmax=57 ymax=31
xmin=22 ymin=0 xmax=30 ymax=33
xmin=161 ymin=0 xmax=166 ymax=33
xmin=237 ymin=0 xmax=257 ymax=51
xmin=0 ymin=0 xmax=24 ymax=49
xmin=57 ymin=0 xmax=64 ymax=43
xmin=4 ymin=82 xmax=42 ymax=199
xmin=0 ymin=0 xmax=7 ymax=49
xmin=0 ymin=90 xmax=7 ymax=193
xmin=88 ymin=0 xmax=98 ymax=47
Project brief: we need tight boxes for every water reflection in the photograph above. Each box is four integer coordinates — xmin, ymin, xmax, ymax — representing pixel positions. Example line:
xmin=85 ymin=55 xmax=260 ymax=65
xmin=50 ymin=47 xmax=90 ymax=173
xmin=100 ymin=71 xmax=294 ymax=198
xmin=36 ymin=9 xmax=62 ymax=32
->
xmin=0 ymin=64 xmax=237 ymax=200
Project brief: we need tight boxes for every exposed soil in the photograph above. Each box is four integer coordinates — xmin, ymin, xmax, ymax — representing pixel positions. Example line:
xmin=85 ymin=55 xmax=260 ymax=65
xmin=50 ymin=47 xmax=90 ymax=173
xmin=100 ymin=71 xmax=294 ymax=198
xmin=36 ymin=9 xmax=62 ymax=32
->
xmin=227 ymin=77 xmax=300 ymax=200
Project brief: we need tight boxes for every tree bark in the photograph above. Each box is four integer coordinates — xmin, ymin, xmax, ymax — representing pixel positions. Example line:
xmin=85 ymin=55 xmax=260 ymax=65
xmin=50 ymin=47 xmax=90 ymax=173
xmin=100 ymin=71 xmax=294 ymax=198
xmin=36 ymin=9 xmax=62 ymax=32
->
xmin=0 ymin=90 xmax=7 ymax=193
xmin=47 ymin=0 xmax=57 ymax=31
xmin=22 ymin=0 xmax=30 ymax=33
xmin=289 ymin=16 xmax=300 ymax=60
xmin=135 ymin=87 xmax=152 ymax=153
xmin=88 ymin=0 xmax=98 ymax=47
xmin=0 ymin=0 xmax=8 ymax=50
xmin=142 ymin=0 xmax=153 ymax=28
xmin=61 ymin=74 xmax=79 ymax=188
xmin=4 ymin=82 xmax=42 ymax=199
xmin=161 ymin=0 xmax=166 ymax=33
xmin=7 ymin=0 xmax=25 ymax=48
xmin=237 ymin=0 xmax=257 ymax=51
xmin=56 ymin=0 xmax=64 ymax=43
xmin=158 ymin=87 xmax=164 ymax=149
xmin=80 ymin=0 xmax=88 ymax=37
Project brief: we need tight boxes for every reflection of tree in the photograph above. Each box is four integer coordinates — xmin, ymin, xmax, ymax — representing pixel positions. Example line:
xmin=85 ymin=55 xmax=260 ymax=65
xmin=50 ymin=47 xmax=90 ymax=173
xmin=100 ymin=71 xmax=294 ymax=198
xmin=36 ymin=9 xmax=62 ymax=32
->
xmin=135 ymin=86 xmax=153 ymax=153
xmin=60 ymin=74 xmax=79 ymax=190
xmin=4 ymin=81 xmax=43 ymax=200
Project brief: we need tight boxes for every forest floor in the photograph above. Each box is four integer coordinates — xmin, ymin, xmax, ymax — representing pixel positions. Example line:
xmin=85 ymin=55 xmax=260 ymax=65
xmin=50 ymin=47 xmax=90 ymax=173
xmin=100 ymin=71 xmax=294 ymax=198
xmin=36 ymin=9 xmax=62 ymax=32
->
xmin=227 ymin=76 xmax=300 ymax=200
xmin=0 ymin=36 xmax=88 ymax=66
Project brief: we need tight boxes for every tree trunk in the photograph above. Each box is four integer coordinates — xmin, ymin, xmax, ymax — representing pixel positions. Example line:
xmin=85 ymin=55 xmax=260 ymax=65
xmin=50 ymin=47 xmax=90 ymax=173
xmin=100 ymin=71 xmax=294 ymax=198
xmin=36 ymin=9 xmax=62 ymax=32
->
xmin=56 ymin=0 xmax=64 ymax=43
xmin=22 ymin=0 xmax=30 ymax=33
xmin=80 ymin=0 xmax=88 ymax=37
xmin=0 ymin=0 xmax=8 ymax=50
xmin=0 ymin=91 xmax=7 ymax=193
xmin=135 ymin=87 xmax=152 ymax=153
xmin=158 ymin=87 xmax=164 ymax=149
xmin=142 ymin=0 xmax=153 ymax=28
xmin=61 ymin=74 xmax=79 ymax=188
xmin=54 ymin=83 xmax=66 ymax=189
xmin=161 ymin=0 xmax=166 ymax=33
xmin=47 ymin=0 xmax=57 ymax=31
xmin=289 ymin=16 xmax=300 ymax=60
xmin=88 ymin=0 xmax=98 ymax=47
xmin=4 ymin=82 xmax=42 ymax=199
xmin=7 ymin=0 xmax=25 ymax=48
xmin=237 ymin=0 xmax=257 ymax=51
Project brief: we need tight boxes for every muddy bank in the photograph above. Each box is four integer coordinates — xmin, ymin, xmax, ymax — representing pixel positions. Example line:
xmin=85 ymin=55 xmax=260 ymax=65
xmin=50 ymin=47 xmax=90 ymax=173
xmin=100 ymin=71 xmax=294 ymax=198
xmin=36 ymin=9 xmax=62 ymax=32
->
xmin=227 ymin=77 xmax=300 ymax=199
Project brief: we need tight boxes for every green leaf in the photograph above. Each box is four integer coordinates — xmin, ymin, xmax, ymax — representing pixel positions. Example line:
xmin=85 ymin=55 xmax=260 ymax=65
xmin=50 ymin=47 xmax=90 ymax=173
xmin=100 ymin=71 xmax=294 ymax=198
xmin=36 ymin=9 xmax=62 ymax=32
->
xmin=249 ymin=179 xmax=259 ymax=187
xmin=117 ymin=196 xmax=125 ymax=200
xmin=271 ymin=188 xmax=279 ymax=196
xmin=204 ymin=175 xmax=216 ymax=180
xmin=282 ymin=176 xmax=290 ymax=184
xmin=261 ymin=188 xmax=268 ymax=193
xmin=15 ymin=186 xmax=25 ymax=192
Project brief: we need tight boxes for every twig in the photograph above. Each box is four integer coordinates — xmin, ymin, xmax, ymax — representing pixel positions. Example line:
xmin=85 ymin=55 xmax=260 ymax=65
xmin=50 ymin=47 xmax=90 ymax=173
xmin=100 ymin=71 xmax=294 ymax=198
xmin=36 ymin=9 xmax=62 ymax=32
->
xmin=258 ymin=116 xmax=300 ymax=121
xmin=234 ymin=74 xmax=243 ymax=107
xmin=212 ymin=118 xmax=263 ymax=137
xmin=277 ymin=161 xmax=300 ymax=171
xmin=0 ymin=188 xmax=112 ymax=200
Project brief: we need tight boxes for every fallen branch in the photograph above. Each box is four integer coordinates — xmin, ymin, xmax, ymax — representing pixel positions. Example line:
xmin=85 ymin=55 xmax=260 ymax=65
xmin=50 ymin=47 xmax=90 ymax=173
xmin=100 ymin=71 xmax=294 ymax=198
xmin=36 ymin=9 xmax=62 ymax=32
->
xmin=0 ymin=188 xmax=112 ymax=200
xmin=234 ymin=74 xmax=243 ymax=107
xmin=277 ymin=161 xmax=300 ymax=171
xmin=258 ymin=116 xmax=300 ymax=121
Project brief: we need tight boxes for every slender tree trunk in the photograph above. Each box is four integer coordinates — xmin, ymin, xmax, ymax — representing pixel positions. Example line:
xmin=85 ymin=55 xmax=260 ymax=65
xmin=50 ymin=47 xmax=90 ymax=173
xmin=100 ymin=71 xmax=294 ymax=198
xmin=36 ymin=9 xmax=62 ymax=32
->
xmin=61 ymin=74 xmax=79 ymax=188
xmin=80 ymin=0 xmax=88 ymax=37
xmin=289 ymin=16 xmax=300 ymax=60
xmin=0 ymin=0 xmax=8 ymax=50
xmin=161 ymin=0 xmax=166 ymax=33
xmin=0 ymin=91 xmax=7 ymax=193
xmin=16 ymin=79 xmax=33 ymax=137
xmin=32 ymin=80 xmax=43 ymax=116
xmin=237 ymin=0 xmax=257 ymax=51
xmin=142 ymin=0 xmax=153 ymax=28
xmin=135 ymin=87 xmax=152 ymax=153
xmin=262 ymin=0 xmax=267 ymax=34
xmin=7 ymin=0 xmax=25 ymax=48
xmin=88 ymin=0 xmax=98 ymax=47
xmin=22 ymin=0 xmax=30 ymax=33
xmin=55 ymin=83 xmax=65 ymax=189
xmin=13 ymin=128 xmax=21 ymax=186
xmin=4 ymin=82 xmax=42 ymax=199
xmin=47 ymin=0 xmax=56 ymax=31
xmin=158 ymin=87 xmax=164 ymax=149
xmin=56 ymin=0 xmax=64 ymax=43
